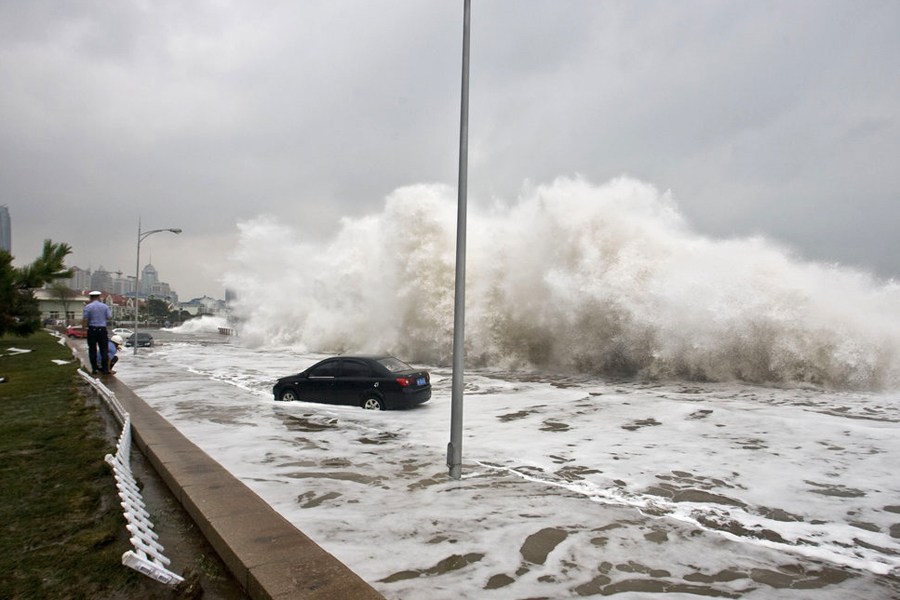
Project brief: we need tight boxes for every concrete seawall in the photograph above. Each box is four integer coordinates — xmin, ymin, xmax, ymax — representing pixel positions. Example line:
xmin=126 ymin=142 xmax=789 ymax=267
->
xmin=71 ymin=341 xmax=385 ymax=600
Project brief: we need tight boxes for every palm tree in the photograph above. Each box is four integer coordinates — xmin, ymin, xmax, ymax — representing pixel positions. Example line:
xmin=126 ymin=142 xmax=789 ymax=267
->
xmin=0 ymin=240 xmax=73 ymax=337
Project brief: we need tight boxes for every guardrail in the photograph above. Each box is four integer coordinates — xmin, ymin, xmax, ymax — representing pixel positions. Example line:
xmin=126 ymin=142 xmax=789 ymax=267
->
xmin=78 ymin=370 xmax=184 ymax=586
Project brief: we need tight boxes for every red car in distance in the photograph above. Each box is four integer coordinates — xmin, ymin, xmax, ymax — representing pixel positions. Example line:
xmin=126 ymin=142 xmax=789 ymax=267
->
xmin=66 ymin=325 xmax=87 ymax=339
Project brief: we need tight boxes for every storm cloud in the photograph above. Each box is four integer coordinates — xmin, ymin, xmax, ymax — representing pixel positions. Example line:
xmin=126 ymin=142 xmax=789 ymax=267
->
xmin=1 ymin=0 xmax=898 ymax=298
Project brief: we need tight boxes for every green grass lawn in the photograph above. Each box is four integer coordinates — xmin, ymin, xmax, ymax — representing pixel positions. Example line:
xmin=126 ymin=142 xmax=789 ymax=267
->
xmin=0 ymin=332 xmax=151 ymax=599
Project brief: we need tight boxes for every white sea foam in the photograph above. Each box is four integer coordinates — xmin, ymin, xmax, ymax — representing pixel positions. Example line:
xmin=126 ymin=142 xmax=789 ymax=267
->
xmin=223 ymin=177 xmax=900 ymax=389
xmin=165 ymin=315 xmax=228 ymax=334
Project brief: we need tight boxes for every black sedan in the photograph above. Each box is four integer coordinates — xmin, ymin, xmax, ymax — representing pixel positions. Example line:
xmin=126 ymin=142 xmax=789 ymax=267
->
xmin=273 ymin=355 xmax=431 ymax=410
xmin=124 ymin=332 xmax=154 ymax=347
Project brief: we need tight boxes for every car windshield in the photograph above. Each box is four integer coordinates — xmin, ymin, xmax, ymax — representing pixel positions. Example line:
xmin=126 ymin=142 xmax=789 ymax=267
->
xmin=377 ymin=357 xmax=413 ymax=373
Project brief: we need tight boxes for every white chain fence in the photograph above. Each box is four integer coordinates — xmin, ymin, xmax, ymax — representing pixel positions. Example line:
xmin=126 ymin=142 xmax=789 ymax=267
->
xmin=79 ymin=370 xmax=184 ymax=586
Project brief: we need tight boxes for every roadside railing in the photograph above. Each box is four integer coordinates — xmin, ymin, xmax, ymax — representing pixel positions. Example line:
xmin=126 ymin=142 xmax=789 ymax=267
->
xmin=78 ymin=370 xmax=184 ymax=586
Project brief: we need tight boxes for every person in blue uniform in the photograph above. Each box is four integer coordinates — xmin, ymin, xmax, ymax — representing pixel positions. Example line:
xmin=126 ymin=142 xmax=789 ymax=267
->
xmin=82 ymin=290 xmax=112 ymax=374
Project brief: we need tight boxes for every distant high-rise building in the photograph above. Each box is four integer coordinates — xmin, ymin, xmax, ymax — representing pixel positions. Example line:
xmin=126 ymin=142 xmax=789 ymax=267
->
xmin=0 ymin=205 xmax=10 ymax=252
xmin=112 ymin=274 xmax=135 ymax=297
xmin=90 ymin=266 xmax=114 ymax=293
xmin=141 ymin=263 xmax=158 ymax=296
xmin=150 ymin=280 xmax=171 ymax=299
xmin=67 ymin=266 xmax=92 ymax=291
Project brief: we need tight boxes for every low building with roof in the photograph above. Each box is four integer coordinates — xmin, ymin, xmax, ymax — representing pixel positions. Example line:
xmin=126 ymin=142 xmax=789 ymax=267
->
xmin=34 ymin=288 xmax=90 ymax=325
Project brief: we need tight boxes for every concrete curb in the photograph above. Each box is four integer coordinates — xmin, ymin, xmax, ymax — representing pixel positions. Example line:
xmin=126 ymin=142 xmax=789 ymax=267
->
xmin=70 ymin=340 xmax=385 ymax=600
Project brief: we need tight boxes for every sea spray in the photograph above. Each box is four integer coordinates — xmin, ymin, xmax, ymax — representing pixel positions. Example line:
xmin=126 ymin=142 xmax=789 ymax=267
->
xmin=165 ymin=315 xmax=229 ymax=334
xmin=223 ymin=176 xmax=900 ymax=388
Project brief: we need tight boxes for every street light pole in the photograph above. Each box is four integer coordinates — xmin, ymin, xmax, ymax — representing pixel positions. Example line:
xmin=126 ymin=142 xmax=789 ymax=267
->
xmin=134 ymin=220 xmax=182 ymax=355
xmin=448 ymin=0 xmax=471 ymax=480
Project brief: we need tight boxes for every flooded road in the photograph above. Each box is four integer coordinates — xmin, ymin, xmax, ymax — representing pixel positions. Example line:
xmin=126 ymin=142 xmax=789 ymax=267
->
xmin=116 ymin=330 xmax=900 ymax=599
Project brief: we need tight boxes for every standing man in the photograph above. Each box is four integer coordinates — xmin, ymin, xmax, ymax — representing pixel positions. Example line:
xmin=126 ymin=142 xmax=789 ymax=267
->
xmin=82 ymin=290 xmax=112 ymax=375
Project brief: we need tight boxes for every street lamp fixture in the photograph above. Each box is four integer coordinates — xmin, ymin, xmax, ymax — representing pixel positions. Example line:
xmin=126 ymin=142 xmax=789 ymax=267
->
xmin=134 ymin=222 xmax=182 ymax=355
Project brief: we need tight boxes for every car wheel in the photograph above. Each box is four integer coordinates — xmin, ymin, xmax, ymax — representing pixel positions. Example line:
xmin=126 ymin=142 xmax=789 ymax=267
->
xmin=279 ymin=389 xmax=299 ymax=402
xmin=362 ymin=395 xmax=385 ymax=410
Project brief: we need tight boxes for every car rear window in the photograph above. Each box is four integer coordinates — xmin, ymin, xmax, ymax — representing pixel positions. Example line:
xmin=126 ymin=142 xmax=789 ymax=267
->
xmin=377 ymin=357 xmax=413 ymax=373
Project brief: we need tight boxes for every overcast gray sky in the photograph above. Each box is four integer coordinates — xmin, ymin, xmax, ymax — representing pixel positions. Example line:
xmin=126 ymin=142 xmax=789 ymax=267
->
xmin=2 ymin=0 xmax=898 ymax=300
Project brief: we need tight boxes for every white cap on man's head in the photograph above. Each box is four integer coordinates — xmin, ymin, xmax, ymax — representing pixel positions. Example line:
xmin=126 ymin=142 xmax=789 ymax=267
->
xmin=89 ymin=290 xmax=101 ymax=296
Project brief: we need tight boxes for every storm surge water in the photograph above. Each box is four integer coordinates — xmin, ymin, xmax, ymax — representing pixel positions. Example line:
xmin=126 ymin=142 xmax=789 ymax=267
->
xmin=223 ymin=176 xmax=900 ymax=389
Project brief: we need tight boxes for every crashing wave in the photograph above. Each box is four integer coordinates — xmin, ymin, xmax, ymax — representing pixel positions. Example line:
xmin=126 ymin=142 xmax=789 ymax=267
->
xmin=223 ymin=176 xmax=900 ymax=389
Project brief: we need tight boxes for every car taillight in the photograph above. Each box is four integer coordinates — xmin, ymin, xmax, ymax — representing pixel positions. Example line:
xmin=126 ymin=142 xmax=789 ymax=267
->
xmin=396 ymin=377 xmax=410 ymax=387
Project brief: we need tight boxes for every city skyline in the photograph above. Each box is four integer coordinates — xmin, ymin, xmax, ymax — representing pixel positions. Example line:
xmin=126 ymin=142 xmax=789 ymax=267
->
xmin=1 ymin=203 xmax=209 ymax=300
xmin=60 ymin=262 xmax=210 ymax=304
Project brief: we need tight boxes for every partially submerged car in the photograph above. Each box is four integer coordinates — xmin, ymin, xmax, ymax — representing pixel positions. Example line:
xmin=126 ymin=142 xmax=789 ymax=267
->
xmin=124 ymin=332 xmax=154 ymax=347
xmin=273 ymin=355 xmax=431 ymax=410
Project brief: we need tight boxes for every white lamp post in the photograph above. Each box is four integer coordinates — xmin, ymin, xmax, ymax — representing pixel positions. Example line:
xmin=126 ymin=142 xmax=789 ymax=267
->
xmin=134 ymin=221 xmax=182 ymax=355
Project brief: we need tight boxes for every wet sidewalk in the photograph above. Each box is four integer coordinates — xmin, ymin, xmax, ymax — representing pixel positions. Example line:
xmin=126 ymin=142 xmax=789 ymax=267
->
xmin=71 ymin=341 xmax=384 ymax=600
